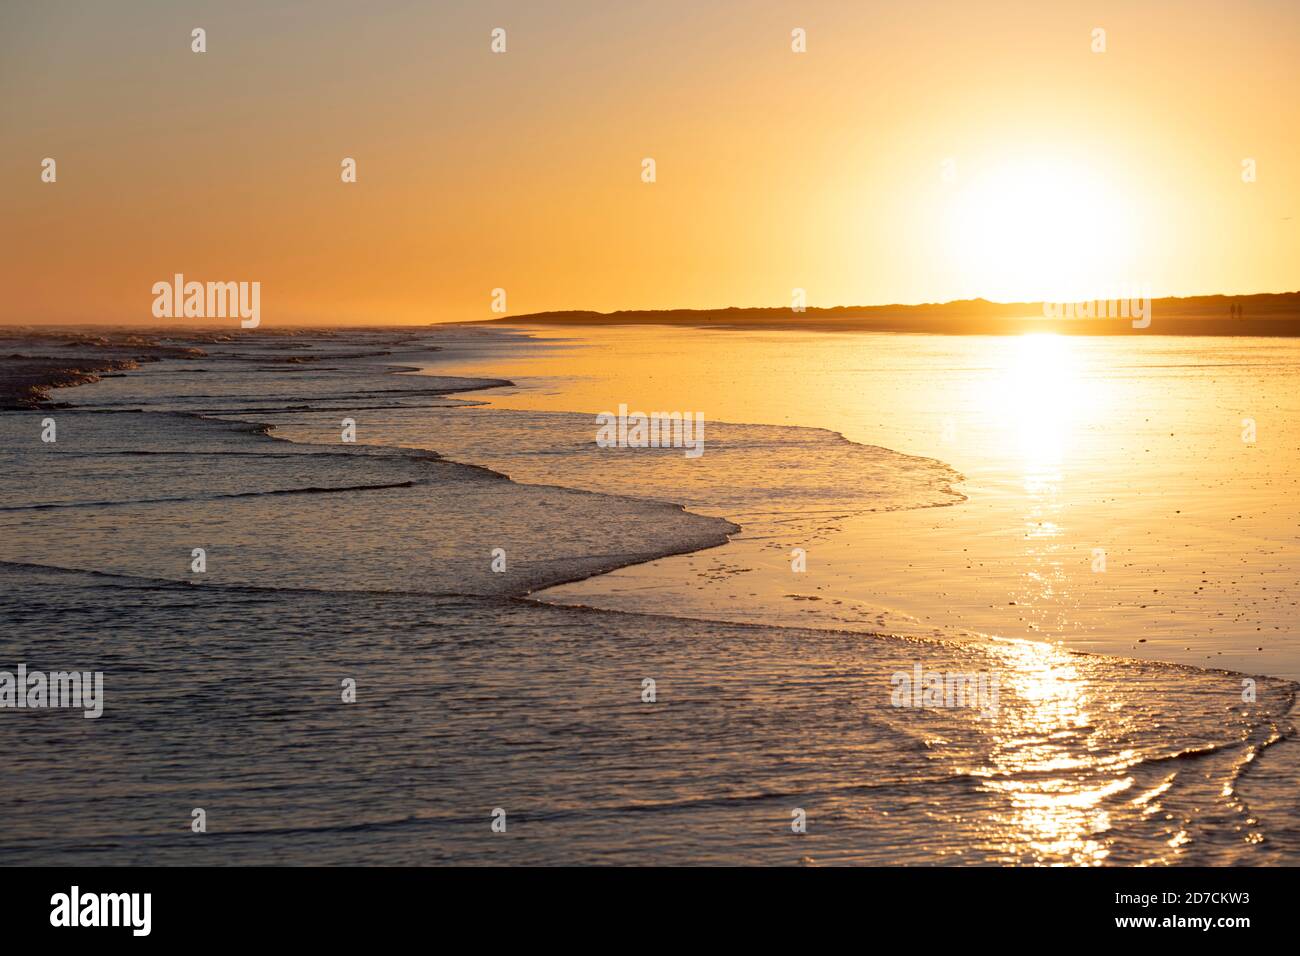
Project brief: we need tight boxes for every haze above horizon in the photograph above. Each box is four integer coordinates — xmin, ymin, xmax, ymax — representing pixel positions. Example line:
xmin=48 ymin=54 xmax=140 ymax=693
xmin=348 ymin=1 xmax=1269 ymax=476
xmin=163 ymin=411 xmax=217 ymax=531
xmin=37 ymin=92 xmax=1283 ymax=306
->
xmin=3 ymin=0 xmax=1298 ymax=325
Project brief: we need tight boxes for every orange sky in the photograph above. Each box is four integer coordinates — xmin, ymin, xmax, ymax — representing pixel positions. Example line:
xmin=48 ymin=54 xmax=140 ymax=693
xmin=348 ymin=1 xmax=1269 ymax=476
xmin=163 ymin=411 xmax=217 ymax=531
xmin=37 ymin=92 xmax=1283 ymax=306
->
xmin=2 ymin=0 xmax=1298 ymax=325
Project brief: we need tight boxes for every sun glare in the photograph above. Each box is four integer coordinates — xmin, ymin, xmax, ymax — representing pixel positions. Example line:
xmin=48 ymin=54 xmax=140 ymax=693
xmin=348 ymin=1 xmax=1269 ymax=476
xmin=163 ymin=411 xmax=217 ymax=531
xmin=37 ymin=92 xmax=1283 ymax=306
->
xmin=945 ymin=157 xmax=1140 ymax=303
xmin=984 ymin=333 xmax=1088 ymax=478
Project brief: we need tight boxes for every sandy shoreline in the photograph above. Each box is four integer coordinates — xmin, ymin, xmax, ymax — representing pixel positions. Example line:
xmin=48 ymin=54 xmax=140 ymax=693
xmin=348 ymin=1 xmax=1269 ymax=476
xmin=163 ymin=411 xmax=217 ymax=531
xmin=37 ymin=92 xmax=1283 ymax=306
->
xmin=0 ymin=329 xmax=216 ymax=409
xmin=3 ymin=325 xmax=1298 ymax=865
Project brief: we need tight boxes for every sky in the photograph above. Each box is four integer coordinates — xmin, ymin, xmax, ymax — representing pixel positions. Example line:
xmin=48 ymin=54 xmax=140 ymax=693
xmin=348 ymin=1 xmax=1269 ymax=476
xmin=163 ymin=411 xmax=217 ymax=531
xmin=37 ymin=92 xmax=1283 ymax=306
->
xmin=2 ymin=0 xmax=1298 ymax=325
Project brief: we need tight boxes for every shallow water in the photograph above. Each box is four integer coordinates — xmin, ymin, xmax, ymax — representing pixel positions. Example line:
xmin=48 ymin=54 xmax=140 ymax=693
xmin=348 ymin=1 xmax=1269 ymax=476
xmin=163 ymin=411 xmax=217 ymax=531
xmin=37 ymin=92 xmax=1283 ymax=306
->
xmin=2 ymin=560 xmax=1295 ymax=866
xmin=0 ymin=326 xmax=1296 ymax=865
xmin=433 ymin=327 xmax=1300 ymax=680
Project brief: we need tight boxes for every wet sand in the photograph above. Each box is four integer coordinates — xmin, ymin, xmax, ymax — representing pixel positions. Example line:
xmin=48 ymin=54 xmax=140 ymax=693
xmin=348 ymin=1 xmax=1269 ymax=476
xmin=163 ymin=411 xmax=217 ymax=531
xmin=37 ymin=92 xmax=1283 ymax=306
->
xmin=427 ymin=325 xmax=1300 ymax=681
xmin=2 ymin=325 xmax=1297 ymax=865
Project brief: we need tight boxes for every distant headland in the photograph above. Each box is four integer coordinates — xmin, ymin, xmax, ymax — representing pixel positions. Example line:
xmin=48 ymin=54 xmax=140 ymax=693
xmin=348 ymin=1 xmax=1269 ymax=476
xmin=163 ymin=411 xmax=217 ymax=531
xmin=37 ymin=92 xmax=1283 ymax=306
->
xmin=487 ymin=292 xmax=1300 ymax=335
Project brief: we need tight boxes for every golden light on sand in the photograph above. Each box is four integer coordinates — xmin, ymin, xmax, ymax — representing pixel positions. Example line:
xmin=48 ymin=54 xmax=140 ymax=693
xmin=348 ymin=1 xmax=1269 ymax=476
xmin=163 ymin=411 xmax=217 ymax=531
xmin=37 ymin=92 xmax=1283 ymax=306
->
xmin=985 ymin=333 xmax=1087 ymax=479
xmin=982 ymin=334 xmax=1090 ymax=630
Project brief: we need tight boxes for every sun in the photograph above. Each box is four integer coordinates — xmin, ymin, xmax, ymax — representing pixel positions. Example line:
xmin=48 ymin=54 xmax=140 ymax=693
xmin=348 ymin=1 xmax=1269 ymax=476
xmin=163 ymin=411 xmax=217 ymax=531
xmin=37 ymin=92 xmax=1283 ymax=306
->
xmin=944 ymin=156 xmax=1140 ymax=303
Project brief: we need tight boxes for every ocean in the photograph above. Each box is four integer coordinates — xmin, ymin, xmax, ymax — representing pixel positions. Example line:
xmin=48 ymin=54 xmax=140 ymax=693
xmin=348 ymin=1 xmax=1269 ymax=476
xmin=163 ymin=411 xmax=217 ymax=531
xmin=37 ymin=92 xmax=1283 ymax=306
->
xmin=1 ymin=325 xmax=1296 ymax=865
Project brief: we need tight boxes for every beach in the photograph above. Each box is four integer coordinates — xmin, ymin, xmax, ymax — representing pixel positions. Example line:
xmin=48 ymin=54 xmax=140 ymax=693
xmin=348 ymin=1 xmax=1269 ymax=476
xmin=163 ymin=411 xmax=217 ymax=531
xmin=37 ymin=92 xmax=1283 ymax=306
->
xmin=1 ymin=324 xmax=1296 ymax=865
xmin=431 ymin=326 xmax=1300 ymax=679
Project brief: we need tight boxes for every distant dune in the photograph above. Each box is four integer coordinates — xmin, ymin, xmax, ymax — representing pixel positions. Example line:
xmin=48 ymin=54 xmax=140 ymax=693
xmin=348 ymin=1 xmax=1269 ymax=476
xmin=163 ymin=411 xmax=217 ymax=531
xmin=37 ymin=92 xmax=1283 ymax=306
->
xmin=488 ymin=292 xmax=1300 ymax=335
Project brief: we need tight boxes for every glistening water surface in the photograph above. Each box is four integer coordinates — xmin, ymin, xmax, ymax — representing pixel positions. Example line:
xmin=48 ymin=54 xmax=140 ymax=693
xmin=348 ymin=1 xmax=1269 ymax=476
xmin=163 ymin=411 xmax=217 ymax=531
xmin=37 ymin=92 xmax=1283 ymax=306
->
xmin=430 ymin=326 xmax=1300 ymax=679
xmin=1 ymin=326 xmax=1295 ymax=865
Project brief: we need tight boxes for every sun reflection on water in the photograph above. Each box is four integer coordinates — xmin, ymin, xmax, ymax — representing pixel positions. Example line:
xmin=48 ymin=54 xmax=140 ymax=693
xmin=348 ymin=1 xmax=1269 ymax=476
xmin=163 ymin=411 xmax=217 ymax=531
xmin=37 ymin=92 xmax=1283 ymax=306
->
xmin=975 ymin=637 xmax=1133 ymax=865
xmin=979 ymin=333 xmax=1095 ymax=631
xmin=990 ymin=333 xmax=1088 ymax=478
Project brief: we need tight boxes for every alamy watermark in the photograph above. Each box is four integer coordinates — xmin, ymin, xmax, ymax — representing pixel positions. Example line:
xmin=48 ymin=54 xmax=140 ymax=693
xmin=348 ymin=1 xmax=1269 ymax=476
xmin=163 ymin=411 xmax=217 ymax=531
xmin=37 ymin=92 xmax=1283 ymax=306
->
xmin=890 ymin=664 xmax=999 ymax=718
xmin=152 ymin=273 xmax=260 ymax=328
xmin=596 ymin=404 xmax=705 ymax=458
xmin=50 ymin=886 xmax=150 ymax=936
xmin=1043 ymin=285 xmax=1151 ymax=329
xmin=1 ymin=664 xmax=103 ymax=718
